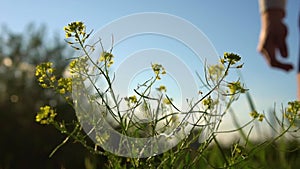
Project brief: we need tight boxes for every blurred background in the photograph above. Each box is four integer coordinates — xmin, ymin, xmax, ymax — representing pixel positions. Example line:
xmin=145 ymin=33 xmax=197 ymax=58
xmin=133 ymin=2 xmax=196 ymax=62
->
xmin=0 ymin=24 xmax=102 ymax=168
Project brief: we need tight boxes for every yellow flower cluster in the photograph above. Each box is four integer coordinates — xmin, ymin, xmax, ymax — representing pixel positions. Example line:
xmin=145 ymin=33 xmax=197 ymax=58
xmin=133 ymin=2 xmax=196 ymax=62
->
xmin=128 ymin=95 xmax=137 ymax=104
xmin=250 ymin=111 xmax=259 ymax=118
xmin=125 ymin=95 xmax=138 ymax=106
xmin=208 ymin=64 xmax=225 ymax=81
xmin=35 ymin=62 xmax=73 ymax=97
xmin=151 ymin=63 xmax=166 ymax=80
xmin=163 ymin=98 xmax=173 ymax=105
xmin=58 ymin=77 xmax=72 ymax=94
xmin=249 ymin=110 xmax=264 ymax=122
xmin=35 ymin=62 xmax=55 ymax=88
xmin=156 ymin=85 xmax=167 ymax=92
xmin=203 ymin=96 xmax=215 ymax=109
xmin=36 ymin=105 xmax=57 ymax=124
xmin=223 ymin=52 xmax=241 ymax=64
xmin=64 ymin=21 xmax=86 ymax=39
xmin=285 ymin=101 xmax=300 ymax=124
xmin=258 ymin=114 xmax=265 ymax=122
xmin=227 ymin=81 xmax=247 ymax=95
xmin=99 ymin=52 xmax=114 ymax=67
xmin=69 ymin=57 xmax=89 ymax=74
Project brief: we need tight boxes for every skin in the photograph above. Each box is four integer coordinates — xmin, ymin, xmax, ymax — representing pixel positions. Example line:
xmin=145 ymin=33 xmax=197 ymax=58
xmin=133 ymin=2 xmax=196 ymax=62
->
xmin=257 ymin=9 xmax=293 ymax=71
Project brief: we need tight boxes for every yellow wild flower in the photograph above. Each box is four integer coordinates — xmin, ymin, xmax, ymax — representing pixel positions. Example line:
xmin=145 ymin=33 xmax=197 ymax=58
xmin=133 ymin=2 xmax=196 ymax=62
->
xmin=99 ymin=52 xmax=114 ymax=67
xmin=58 ymin=77 xmax=72 ymax=93
xmin=227 ymin=81 xmax=247 ymax=95
xmin=151 ymin=63 xmax=166 ymax=80
xmin=163 ymin=98 xmax=173 ymax=105
xmin=50 ymin=75 xmax=56 ymax=83
xmin=250 ymin=111 xmax=259 ymax=119
xmin=258 ymin=114 xmax=265 ymax=122
xmin=35 ymin=62 xmax=55 ymax=88
xmin=36 ymin=105 xmax=57 ymax=125
xmin=63 ymin=21 xmax=86 ymax=39
xmin=208 ymin=64 xmax=224 ymax=81
xmin=128 ymin=95 xmax=137 ymax=104
xmin=125 ymin=95 xmax=138 ymax=105
xmin=156 ymin=85 xmax=167 ymax=92
xmin=285 ymin=101 xmax=300 ymax=123
xmin=223 ymin=52 xmax=241 ymax=64
xmin=203 ymin=96 xmax=214 ymax=109
xmin=59 ymin=88 xmax=66 ymax=95
xmin=250 ymin=110 xmax=264 ymax=122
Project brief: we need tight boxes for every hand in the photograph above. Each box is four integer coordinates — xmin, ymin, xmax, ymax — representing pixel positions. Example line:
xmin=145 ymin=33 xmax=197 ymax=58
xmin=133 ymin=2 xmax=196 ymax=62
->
xmin=257 ymin=9 xmax=293 ymax=71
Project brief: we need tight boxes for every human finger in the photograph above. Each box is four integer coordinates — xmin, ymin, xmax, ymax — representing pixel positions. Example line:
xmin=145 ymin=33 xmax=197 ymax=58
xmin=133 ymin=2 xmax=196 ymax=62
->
xmin=260 ymin=47 xmax=293 ymax=71
xmin=277 ymin=24 xmax=288 ymax=58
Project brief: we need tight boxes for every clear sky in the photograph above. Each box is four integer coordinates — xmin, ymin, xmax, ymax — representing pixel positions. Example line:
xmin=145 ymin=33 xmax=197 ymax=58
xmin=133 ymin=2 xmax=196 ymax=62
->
xmin=1 ymin=0 xmax=300 ymax=136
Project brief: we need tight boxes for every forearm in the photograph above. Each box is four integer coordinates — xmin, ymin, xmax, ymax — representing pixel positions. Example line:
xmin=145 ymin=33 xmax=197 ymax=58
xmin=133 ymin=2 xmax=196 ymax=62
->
xmin=259 ymin=0 xmax=286 ymax=28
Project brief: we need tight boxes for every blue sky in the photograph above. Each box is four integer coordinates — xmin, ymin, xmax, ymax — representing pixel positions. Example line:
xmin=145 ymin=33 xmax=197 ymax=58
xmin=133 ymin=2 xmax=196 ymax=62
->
xmin=1 ymin=0 xmax=299 ymax=133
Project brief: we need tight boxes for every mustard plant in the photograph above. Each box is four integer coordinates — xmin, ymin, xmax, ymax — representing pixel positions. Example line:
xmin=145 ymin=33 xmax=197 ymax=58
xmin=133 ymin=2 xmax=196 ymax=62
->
xmin=34 ymin=21 xmax=300 ymax=168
